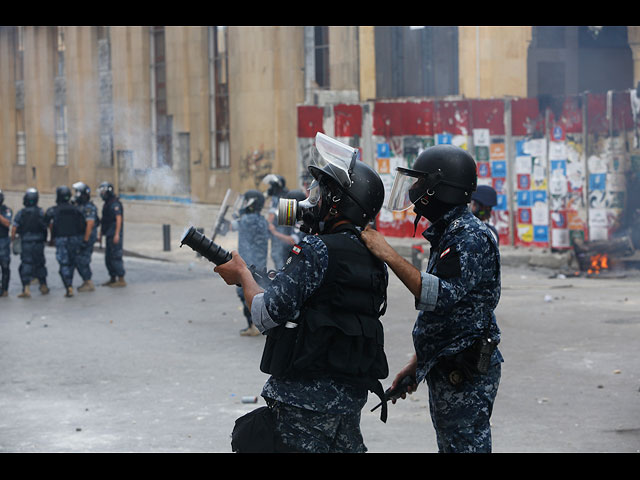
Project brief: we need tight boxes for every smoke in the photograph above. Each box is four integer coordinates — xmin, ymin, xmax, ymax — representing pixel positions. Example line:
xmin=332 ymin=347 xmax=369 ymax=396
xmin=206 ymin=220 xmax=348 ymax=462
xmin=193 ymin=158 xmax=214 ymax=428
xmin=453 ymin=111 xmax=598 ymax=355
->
xmin=33 ymin=28 xmax=191 ymax=201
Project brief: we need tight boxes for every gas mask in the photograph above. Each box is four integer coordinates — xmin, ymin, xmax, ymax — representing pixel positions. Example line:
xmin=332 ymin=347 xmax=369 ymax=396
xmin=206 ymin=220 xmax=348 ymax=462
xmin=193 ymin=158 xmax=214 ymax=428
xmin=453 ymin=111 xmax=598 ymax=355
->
xmin=278 ymin=133 xmax=358 ymax=235
xmin=277 ymin=180 xmax=322 ymax=233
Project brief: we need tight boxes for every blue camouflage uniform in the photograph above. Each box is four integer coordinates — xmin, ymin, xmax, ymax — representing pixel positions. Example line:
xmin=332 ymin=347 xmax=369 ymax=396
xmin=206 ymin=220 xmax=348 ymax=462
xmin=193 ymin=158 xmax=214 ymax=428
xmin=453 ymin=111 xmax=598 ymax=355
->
xmin=13 ymin=207 xmax=48 ymax=287
xmin=101 ymin=196 xmax=125 ymax=279
xmin=251 ymin=229 xmax=387 ymax=453
xmin=76 ymin=201 xmax=99 ymax=281
xmin=414 ymin=204 xmax=503 ymax=453
xmin=0 ymin=204 xmax=13 ymax=294
xmin=232 ymin=212 xmax=269 ymax=326
xmin=46 ymin=204 xmax=85 ymax=289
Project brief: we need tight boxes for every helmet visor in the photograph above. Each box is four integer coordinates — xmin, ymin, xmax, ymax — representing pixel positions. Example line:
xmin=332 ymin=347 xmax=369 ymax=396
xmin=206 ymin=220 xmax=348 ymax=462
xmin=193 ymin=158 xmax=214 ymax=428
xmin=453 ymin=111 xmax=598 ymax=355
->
xmin=305 ymin=179 xmax=321 ymax=207
xmin=386 ymin=167 xmax=435 ymax=212
xmin=312 ymin=132 xmax=357 ymax=189
xmin=98 ymin=184 xmax=110 ymax=196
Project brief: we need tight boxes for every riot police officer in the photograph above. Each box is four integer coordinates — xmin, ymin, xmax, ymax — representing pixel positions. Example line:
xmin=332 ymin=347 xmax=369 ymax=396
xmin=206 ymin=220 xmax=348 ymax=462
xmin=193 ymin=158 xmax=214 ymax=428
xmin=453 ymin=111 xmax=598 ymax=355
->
xmin=0 ymin=189 xmax=13 ymax=297
xmin=46 ymin=186 xmax=86 ymax=297
xmin=361 ymin=144 xmax=503 ymax=453
xmin=98 ymin=181 xmax=126 ymax=287
xmin=471 ymin=185 xmax=499 ymax=245
xmin=216 ymin=133 xmax=389 ymax=453
xmin=229 ymin=189 xmax=269 ymax=336
xmin=11 ymin=188 xmax=49 ymax=298
xmin=262 ymin=174 xmax=289 ymax=270
xmin=72 ymin=182 xmax=100 ymax=292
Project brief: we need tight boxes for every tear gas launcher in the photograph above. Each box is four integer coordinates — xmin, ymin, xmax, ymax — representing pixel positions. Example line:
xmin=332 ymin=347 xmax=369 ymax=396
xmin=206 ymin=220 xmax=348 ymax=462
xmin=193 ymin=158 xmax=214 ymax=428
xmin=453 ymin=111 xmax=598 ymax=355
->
xmin=180 ymin=226 xmax=273 ymax=285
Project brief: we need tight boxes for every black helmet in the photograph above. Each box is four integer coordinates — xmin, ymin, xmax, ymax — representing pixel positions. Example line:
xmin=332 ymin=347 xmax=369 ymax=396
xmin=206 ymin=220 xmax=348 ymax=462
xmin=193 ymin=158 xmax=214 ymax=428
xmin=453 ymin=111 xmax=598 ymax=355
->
xmin=471 ymin=185 xmax=497 ymax=207
xmin=72 ymin=181 xmax=91 ymax=204
xmin=56 ymin=185 xmax=72 ymax=204
xmin=262 ymin=174 xmax=287 ymax=197
xmin=241 ymin=189 xmax=265 ymax=214
xmin=23 ymin=188 xmax=39 ymax=207
xmin=388 ymin=145 xmax=477 ymax=212
xmin=308 ymin=133 xmax=384 ymax=228
xmin=98 ymin=181 xmax=114 ymax=201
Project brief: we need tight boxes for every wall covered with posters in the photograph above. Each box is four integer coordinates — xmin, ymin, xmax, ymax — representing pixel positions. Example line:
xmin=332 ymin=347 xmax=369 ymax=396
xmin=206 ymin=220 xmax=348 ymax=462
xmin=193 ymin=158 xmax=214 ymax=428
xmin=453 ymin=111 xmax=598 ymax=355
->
xmin=297 ymin=89 xmax=640 ymax=248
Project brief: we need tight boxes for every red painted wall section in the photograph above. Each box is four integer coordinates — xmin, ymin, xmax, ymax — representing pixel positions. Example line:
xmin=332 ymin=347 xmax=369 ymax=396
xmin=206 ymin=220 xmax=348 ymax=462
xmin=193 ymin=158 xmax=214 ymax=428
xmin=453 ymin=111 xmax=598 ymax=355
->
xmin=586 ymin=93 xmax=608 ymax=134
xmin=613 ymin=91 xmax=634 ymax=131
xmin=587 ymin=92 xmax=635 ymax=134
xmin=548 ymin=95 xmax=583 ymax=135
xmin=334 ymin=104 xmax=362 ymax=137
xmin=297 ymin=106 xmax=324 ymax=138
xmin=434 ymin=100 xmax=470 ymax=135
xmin=511 ymin=97 xmax=544 ymax=137
xmin=403 ymin=101 xmax=435 ymax=136
xmin=372 ymin=100 xmax=435 ymax=137
xmin=471 ymin=99 xmax=505 ymax=135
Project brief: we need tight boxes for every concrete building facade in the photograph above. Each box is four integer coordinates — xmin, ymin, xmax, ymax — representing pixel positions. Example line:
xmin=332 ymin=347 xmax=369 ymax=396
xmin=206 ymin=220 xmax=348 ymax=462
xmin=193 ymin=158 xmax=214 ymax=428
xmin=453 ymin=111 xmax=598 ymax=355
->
xmin=1 ymin=26 xmax=639 ymax=208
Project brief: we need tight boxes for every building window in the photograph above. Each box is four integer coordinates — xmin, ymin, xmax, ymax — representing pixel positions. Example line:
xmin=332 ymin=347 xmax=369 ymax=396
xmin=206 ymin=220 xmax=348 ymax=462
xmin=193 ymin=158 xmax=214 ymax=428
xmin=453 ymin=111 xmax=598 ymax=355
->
xmin=14 ymin=26 xmax=26 ymax=166
xmin=210 ymin=26 xmax=229 ymax=169
xmin=97 ymin=26 xmax=114 ymax=167
xmin=314 ymin=26 xmax=330 ymax=88
xmin=152 ymin=26 xmax=172 ymax=168
xmin=374 ymin=26 xmax=458 ymax=99
xmin=55 ymin=26 xmax=68 ymax=166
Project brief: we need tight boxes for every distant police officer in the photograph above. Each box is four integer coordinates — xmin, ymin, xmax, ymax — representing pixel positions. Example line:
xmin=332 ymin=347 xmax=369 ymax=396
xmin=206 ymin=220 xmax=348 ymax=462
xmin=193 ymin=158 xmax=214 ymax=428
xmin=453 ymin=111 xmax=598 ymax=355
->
xmin=471 ymin=185 xmax=499 ymax=245
xmin=216 ymin=133 xmax=389 ymax=453
xmin=98 ymin=182 xmax=126 ymax=287
xmin=11 ymin=188 xmax=49 ymax=298
xmin=361 ymin=144 xmax=503 ymax=453
xmin=72 ymin=182 xmax=99 ymax=292
xmin=262 ymin=174 xmax=289 ymax=270
xmin=0 ymin=189 xmax=13 ymax=297
xmin=230 ymin=189 xmax=269 ymax=336
xmin=46 ymin=186 xmax=86 ymax=297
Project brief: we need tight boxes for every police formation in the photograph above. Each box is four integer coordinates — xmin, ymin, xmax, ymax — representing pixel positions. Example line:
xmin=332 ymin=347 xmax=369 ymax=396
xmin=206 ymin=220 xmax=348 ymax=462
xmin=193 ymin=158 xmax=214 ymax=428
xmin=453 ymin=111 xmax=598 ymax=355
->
xmin=206 ymin=133 xmax=502 ymax=453
xmin=0 ymin=182 xmax=126 ymax=299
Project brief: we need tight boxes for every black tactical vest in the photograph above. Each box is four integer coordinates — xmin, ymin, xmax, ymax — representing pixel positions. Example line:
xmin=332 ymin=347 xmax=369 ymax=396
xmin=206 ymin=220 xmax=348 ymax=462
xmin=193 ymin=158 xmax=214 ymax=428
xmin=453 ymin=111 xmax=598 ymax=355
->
xmin=101 ymin=197 xmax=122 ymax=235
xmin=53 ymin=204 xmax=85 ymax=237
xmin=18 ymin=207 xmax=47 ymax=241
xmin=260 ymin=223 xmax=390 ymax=418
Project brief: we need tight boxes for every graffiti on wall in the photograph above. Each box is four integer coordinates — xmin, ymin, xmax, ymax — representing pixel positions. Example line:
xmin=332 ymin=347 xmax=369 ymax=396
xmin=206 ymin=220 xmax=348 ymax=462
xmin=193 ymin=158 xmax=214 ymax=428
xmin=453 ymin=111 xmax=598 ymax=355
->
xmin=239 ymin=146 xmax=274 ymax=188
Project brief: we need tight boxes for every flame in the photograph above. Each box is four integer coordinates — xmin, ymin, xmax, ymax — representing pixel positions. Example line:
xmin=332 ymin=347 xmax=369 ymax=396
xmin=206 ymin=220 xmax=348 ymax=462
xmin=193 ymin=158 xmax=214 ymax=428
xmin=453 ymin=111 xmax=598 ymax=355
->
xmin=587 ymin=253 xmax=609 ymax=274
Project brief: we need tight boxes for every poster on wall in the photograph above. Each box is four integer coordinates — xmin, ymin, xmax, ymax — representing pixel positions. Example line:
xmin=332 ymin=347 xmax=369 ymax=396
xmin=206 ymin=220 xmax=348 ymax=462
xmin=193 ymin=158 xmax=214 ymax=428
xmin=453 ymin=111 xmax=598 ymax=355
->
xmin=513 ymin=138 xmax=550 ymax=247
xmin=470 ymin=98 xmax=509 ymax=245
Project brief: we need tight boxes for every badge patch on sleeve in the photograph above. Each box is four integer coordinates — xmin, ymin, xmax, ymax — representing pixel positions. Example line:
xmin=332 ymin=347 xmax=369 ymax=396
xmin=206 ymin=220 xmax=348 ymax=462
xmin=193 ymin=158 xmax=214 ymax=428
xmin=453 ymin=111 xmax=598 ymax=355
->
xmin=291 ymin=245 xmax=302 ymax=255
xmin=436 ymin=245 xmax=461 ymax=279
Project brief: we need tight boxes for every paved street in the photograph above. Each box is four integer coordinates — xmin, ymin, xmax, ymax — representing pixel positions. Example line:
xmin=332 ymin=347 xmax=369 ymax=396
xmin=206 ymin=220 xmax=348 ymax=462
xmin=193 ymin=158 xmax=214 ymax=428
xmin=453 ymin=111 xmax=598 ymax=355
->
xmin=1 ymin=235 xmax=639 ymax=453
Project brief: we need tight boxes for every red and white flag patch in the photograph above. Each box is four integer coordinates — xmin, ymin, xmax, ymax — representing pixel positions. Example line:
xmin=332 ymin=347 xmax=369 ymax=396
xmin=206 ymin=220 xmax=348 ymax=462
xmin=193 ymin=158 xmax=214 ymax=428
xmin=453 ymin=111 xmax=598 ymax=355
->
xmin=440 ymin=247 xmax=451 ymax=259
xmin=292 ymin=245 xmax=302 ymax=255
